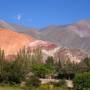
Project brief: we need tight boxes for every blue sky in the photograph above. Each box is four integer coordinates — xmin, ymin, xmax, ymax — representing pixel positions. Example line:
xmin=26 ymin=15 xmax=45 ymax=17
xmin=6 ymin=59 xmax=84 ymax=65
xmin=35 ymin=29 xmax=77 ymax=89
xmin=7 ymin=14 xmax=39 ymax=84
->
xmin=0 ymin=0 xmax=90 ymax=28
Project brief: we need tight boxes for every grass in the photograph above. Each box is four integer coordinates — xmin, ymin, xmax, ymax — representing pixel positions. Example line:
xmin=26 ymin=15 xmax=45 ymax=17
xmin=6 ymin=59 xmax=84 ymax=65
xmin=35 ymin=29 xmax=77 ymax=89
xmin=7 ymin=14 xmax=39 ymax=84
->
xmin=0 ymin=84 xmax=67 ymax=90
xmin=0 ymin=85 xmax=23 ymax=90
xmin=1 ymin=85 xmax=89 ymax=90
xmin=27 ymin=84 xmax=68 ymax=90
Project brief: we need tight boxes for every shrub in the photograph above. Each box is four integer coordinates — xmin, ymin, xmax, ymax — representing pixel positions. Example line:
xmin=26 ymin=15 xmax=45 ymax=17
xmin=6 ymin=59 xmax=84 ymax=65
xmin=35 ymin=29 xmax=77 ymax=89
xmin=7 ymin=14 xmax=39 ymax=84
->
xmin=0 ymin=48 xmax=32 ymax=84
xmin=52 ymin=80 xmax=65 ymax=87
xmin=46 ymin=56 xmax=55 ymax=66
xmin=32 ymin=64 xmax=54 ymax=78
xmin=25 ymin=75 xmax=41 ymax=88
xmin=74 ymin=72 xmax=90 ymax=90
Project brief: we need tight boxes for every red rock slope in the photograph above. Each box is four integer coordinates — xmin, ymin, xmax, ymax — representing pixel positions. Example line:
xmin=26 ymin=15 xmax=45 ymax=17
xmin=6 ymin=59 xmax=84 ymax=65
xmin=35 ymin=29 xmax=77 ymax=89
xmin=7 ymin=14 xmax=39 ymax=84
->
xmin=0 ymin=29 xmax=34 ymax=55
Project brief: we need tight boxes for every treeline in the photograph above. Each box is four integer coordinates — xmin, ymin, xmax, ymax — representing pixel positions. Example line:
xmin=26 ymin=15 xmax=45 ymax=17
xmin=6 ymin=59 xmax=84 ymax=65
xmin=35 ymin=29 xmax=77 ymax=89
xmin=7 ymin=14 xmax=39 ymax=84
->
xmin=0 ymin=48 xmax=90 ymax=90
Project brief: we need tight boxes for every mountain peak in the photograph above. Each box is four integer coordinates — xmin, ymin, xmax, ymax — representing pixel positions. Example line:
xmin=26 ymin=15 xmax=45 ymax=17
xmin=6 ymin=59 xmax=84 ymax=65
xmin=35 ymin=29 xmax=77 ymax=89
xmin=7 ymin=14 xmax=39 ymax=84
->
xmin=78 ymin=20 xmax=90 ymax=25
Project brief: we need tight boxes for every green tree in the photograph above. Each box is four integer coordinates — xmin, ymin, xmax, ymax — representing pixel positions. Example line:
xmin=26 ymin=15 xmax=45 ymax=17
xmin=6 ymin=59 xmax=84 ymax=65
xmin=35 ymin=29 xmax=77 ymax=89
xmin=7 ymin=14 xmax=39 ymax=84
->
xmin=56 ymin=59 xmax=75 ymax=79
xmin=81 ymin=57 xmax=90 ymax=72
xmin=45 ymin=56 xmax=55 ymax=75
xmin=46 ymin=56 xmax=54 ymax=66
xmin=11 ymin=48 xmax=32 ymax=83
xmin=75 ymin=57 xmax=90 ymax=73
xmin=34 ymin=47 xmax=43 ymax=64
xmin=0 ymin=49 xmax=7 ymax=82
xmin=32 ymin=64 xmax=54 ymax=78
xmin=25 ymin=75 xmax=41 ymax=89
xmin=83 ymin=57 xmax=90 ymax=66
xmin=74 ymin=72 xmax=90 ymax=90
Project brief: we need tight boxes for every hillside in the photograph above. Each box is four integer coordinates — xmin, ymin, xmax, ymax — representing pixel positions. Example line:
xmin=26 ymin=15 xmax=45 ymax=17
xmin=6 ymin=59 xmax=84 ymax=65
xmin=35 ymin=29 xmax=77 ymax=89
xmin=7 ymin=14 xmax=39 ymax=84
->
xmin=1 ymin=20 xmax=90 ymax=55
xmin=0 ymin=29 xmax=34 ymax=55
xmin=39 ymin=20 xmax=90 ymax=54
xmin=0 ymin=20 xmax=38 ymax=38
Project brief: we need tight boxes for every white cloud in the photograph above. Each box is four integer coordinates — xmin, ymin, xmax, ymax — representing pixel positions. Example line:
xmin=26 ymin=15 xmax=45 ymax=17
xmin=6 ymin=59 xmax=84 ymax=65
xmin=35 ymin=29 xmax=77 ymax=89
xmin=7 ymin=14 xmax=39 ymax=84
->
xmin=14 ymin=14 xmax=32 ymax=23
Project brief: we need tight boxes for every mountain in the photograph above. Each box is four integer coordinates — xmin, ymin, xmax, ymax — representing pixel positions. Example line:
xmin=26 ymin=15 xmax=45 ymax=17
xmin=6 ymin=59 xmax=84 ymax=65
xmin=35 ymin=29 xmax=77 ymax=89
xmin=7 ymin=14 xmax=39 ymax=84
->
xmin=1 ymin=20 xmax=90 ymax=55
xmin=0 ymin=29 xmax=34 ymax=55
xmin=0 ymin=20 xmax=38 ymax=38
xmin=0 ymin=20 xmax=89 ymax=62
xmin=55 ymin=48 xmax=88 ymax=63
xmin=20 ymin=29 xmax=39 ymax=38
xmin=27 ymin=40 xmax=87 ymax=63
xmin=39 ymin=20 xmax=90 ymax=54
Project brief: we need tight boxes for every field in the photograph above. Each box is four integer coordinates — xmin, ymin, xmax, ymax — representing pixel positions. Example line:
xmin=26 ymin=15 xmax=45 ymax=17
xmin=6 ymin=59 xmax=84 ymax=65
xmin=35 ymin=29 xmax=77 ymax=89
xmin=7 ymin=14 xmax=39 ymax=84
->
xmin=0 ymin=85 xmax=66 ymax=90
xmin=0 ymin=85 xmax=90 ymax=90
xmin=0 ymin=86 xmax=23 ymax=90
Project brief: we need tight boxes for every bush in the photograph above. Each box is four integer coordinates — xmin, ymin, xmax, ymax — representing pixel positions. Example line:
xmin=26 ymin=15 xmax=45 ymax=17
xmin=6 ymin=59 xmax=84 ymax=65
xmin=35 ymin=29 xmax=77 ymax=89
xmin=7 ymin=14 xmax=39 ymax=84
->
xmin=25 ymin=75 xmax=41 ymax=88
xmin=52 ymin=80 xmax=65 ymax=87
xmin=74 ymin=72 xmax=90 ymax=90
xmin=32 ymin=64 xmax=54 ymax=78
xmin=0 ymin=48 xmax=32 ymax=84
xmin=46 ymin=56 xmax=55 ymax=66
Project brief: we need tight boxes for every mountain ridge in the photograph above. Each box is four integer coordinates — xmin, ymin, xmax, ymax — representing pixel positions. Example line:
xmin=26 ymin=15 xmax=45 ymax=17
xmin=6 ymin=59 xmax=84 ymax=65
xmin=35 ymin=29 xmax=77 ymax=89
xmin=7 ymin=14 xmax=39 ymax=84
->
xmin=0 ymin=20 xmax=90 ymax=54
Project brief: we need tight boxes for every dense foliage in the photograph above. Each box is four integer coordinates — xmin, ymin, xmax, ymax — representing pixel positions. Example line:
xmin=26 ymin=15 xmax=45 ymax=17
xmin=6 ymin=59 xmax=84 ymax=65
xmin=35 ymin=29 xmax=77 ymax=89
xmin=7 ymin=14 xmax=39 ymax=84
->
xmin=25 ymin=75 xmax=41 ymax=88
xmin=0 ymin=48 xmax=90 ymax=90
xmin=74 ymin=72 xmax=90 ymax=90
